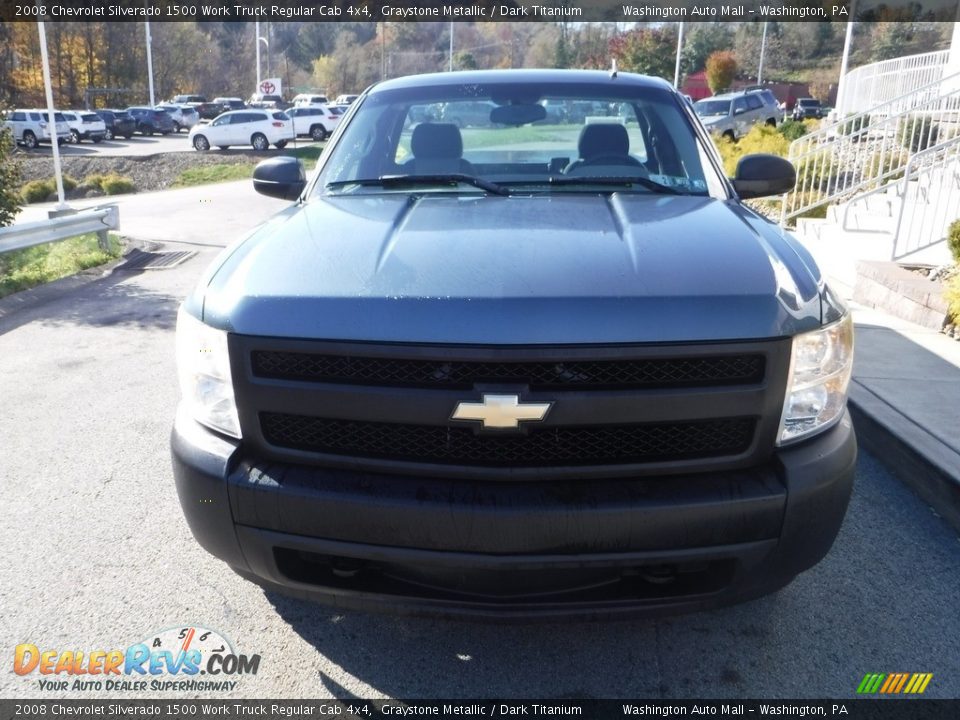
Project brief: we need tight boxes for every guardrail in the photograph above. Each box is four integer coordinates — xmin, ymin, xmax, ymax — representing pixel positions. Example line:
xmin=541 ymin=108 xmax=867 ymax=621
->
xmin=0 ymin=205 xmax=119 ymax=256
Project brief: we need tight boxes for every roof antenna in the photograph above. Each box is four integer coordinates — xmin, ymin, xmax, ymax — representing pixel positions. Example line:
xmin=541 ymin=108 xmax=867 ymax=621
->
xmin=610 ymin=58 xmax=618 ymax=79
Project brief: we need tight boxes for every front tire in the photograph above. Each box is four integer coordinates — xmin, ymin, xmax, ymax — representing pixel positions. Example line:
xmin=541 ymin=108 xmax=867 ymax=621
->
xmin=22 ymin=131 xmax=37 ymax=149
xmin=251 ymin=133 xmax=269 ymax=151
xmin=192 ymin=134 xmax=210 ymax=151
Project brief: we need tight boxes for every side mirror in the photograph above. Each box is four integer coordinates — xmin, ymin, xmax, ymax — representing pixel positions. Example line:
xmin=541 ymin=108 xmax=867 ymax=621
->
xmin=253 ymin=156 xmax=306 ymax=201
xmin=731 ymin=154 xmax=796 ymax=199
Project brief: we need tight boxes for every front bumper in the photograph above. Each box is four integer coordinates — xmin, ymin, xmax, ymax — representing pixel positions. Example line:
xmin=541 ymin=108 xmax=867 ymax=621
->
xmin=171 ymin=406 xmax=856 ymax=619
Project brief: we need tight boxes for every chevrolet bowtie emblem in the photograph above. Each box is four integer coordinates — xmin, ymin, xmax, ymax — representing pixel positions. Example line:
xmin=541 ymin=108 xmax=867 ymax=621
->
xmin=451 ymin=394 xmax=552 ymax=430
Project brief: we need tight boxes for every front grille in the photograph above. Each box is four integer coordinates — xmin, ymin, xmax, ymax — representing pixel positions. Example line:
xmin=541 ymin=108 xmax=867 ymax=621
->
xmin=260 ymin=413 xmax=756 ymax=467
xmin=251 ymin=351 xmax=765 ymax=390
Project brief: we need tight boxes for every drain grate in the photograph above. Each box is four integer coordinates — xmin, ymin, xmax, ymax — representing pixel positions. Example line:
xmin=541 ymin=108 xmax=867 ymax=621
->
xmin=116 ymin=249 xmax=196 ymax=271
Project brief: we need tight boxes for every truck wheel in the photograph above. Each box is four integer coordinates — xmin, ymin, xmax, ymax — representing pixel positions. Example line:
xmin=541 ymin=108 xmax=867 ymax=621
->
xmin=172 ymin=122 xmax=181 ymax=133
xmin=310 ymin=125 xmax=327 ymax=141
xmin=22 ymin=131 xmax=37 ymax=149
xmin=766 ymin=118 xmax=777 ymax=127
xmin=722 ymin=130 xmax=736 ymax=142
xmin=70 ymin=129 xmax=81 ymax=144
xmin=104 ymin=128 xmax=114 ymax=140
xmin=193 ymin=134 xmax=210 ymax=151
xmin=251 ymin=133 xmax=269 ymax=151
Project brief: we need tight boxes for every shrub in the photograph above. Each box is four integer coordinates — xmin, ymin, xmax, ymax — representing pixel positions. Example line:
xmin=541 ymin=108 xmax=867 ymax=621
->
xmin=946 ymin=274 xmax=960 ymax=325
xmin=838 ymin=113 xmax=871 ymax=140
xmin=21 ymin=179 xmax=55 ymax=203
xmin=778 ymin=120 xmax=809 ymax=142
xmin=99 ymin=174 xmax=135 ymax=195
xmin=898 ymin=115 xmax=939 ymax=153
xmin=713 ymin=123 xmax=789 ymax=176
xmin=0 ymin=127 xmax=22 ymax=226
xmin=83 ymin=173 xmax=108 ymax=189
xmin=865 ymin=149 xmax=907 ymax=186
xmin=794 ymin=151 xmax=834 ymax=193
xmin=948 ymin=219 xmax=960 ymax=265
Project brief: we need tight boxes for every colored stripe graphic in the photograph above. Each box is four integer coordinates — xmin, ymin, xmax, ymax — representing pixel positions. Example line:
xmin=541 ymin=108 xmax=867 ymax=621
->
xmin=858 ymin=673 xmax=932 ymax=694
xmin=857 ymin=674 xmax=886 ymax=694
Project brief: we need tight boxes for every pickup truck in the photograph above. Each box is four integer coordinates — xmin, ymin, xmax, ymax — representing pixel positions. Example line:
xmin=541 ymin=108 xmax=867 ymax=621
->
xmin=172 ymin=70 xmax=856 ymax=619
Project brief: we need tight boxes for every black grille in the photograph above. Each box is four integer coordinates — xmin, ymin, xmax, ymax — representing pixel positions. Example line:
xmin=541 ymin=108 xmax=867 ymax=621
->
xmin=260 ymin=413 xmax=756 ymax=467
xmin=251 ymin=351 xmax=765 ymax=390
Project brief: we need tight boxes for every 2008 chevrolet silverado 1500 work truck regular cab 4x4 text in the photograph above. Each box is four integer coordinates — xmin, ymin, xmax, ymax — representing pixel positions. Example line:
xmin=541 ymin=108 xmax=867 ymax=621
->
xmin=172 ymin=70 xmax=856 ymax=619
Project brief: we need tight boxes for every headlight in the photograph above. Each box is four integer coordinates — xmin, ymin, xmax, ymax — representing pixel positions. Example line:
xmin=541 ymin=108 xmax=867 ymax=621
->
xmin=176 ymin=307 xmax=241 ymax=438
xmin=777 ymin=314 xmax=854 ymax=445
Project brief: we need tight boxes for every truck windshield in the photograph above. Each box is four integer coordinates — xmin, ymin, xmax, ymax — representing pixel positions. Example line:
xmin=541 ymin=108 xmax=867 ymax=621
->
xmin=318 ymin=82 xmax=718 ymax=197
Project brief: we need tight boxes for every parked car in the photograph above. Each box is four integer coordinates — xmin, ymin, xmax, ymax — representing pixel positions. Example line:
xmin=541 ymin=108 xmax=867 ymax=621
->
xmin=170 ymin=94 xmax=206 ymax=105
xmin=96 ymin=109 xmax=136 ymax=140
xmin=172 ymin=69 xmax=855 ymax=619
xmin=287 ymin=105 xmax=341 ymax=141
xmin=212 ymin=97 xmax=246 ymax=113
xmin=693 ymin=88 xmax=780 ymax=140
xmin=59 ymin=111 xmax=107 ymax=143
xmin=247 ymin=93 xmax=286 ymax=110
xmin=188 ymin=109 xmax=293 ymax=151
xmin=2 ymin=108 xmax=70 ymax=148
xmin=194 ymin=101 xmax=227 ymax=120
xmin=126 ymin=106 xmax=175 ymax=135
xmin=156 ymin=104 xmax=198 ymax=133
xmin=439 ymin=100 xmax=499 ymax=128
xmin=793 ymin=97 xmax=826 ymax=120
xmin=334 ymin=94 xmax=359 ymax=105
xmin=293 ymin=93 xmax=329 ymax=107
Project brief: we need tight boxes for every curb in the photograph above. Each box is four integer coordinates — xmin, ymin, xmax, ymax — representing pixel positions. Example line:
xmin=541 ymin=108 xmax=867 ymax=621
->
xmin=0 ymin=235 xmax=145 ymax=325
xmin=849 ymin=381 xmax=960 ymax=534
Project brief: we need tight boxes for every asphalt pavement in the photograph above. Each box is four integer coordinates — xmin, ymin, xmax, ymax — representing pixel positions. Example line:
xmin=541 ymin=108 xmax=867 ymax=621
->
xmin=1 ymin=184 xmax=959 ymax=700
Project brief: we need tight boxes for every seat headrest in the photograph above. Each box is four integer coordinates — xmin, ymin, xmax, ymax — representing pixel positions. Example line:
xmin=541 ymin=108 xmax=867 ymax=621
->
xmin=578 ymin=123 xmax=630 ymax=160
xmin=411 ymin=123 xmax=464 ymax=160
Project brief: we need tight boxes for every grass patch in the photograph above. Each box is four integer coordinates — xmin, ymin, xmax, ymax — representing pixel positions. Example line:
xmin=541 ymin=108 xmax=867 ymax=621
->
xmin=172 ymin=164 xmax=255 ymax=187
xmin=0 ymin=232 xmax=123 ymax=298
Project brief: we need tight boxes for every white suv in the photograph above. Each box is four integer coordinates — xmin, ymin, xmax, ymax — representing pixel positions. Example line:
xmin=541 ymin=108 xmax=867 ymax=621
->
xmin=60 ymin=111 xmax=107 ymax=143
xmin=287 ymin=105 xmax=341 ymax=141
xmin=189 ymin=109 xmax=293 ymax=151
xmin=3 ymin=109 xmax=71 ymax=148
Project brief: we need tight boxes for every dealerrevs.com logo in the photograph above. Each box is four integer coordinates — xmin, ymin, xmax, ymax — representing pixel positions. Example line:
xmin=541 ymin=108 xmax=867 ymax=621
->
xmin=14 ymin=626 xmax=260 ymax=693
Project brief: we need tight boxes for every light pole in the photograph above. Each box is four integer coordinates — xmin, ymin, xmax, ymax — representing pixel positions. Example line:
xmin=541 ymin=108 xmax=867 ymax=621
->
xmin=449 ymin=22 xmax=454 ymax=72
xmin=37 ymin=20 xmax=67 ymax=211
xmin=673 ymin=22 xmax=684 ymax=88
xmin=145 ymin=21 xmax=155 ymax=106
xmin=758 ymin=22 xmax=768 ymax=84
xmin=836 ymin=11 xmax=857 ymax=114
xmin=255 ymin=21 xmax=261 ymax=89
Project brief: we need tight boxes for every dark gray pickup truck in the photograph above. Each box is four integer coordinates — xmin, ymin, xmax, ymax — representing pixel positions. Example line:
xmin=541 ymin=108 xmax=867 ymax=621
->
xmin=172 ymin=70 xmax=856 ymax=619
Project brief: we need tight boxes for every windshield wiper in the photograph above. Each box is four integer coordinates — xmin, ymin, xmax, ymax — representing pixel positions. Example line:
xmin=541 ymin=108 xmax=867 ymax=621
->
xmin=546 ymin=175 xmax=682 ymax=195
xmin=326 ymin=174 xmax=509 ymax=196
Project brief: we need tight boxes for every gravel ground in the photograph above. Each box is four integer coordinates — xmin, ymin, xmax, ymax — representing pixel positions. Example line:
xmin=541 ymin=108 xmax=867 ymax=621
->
xmin=15 ymin=150 xmax=265 ymax=194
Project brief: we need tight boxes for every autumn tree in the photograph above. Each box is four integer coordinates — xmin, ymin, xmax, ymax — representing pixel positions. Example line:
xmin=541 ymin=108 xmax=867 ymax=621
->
xmin=609 ymin=26 xmax=677 ymax=80
xmin=705 ymin=51 xmax=737 ymax=94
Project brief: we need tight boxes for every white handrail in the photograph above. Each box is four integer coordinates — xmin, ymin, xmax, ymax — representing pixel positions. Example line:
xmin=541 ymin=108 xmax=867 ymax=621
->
xmin=837 ymin=50 xmax=950 ymax=116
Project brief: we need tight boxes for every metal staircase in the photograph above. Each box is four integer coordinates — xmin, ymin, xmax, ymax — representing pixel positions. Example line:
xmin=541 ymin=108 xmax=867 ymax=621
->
xmin=781 ymin=51 xmax=960 ymax=263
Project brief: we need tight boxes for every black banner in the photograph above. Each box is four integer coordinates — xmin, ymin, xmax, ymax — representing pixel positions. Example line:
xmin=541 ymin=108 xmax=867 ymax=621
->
xmin=0 ymin=0 xmax=957 ymax=23
xmin=2 ymin=700 xmax=960 ymax=720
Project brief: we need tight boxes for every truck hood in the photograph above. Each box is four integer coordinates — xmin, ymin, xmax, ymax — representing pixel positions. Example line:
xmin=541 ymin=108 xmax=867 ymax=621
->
xmin=201 ymin=193 xmax=823 ymax=344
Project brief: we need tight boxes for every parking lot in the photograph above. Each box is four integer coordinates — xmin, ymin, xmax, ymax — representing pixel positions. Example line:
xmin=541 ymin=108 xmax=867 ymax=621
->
xmin=21 ymin=132 xmax=323 ymax=158
xmin=1 ymin=183 xmax=959 ymax=700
